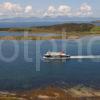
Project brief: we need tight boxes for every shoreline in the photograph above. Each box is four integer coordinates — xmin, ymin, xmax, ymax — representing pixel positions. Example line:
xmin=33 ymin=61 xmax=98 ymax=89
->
xmin=0 ymin=35 xmax=79 ymax=40
xmin=1 ymin=85 xmax=100 ymax=100
xmin=0 ymin=34 xmax=100 ymax=40
xmin=0 ymin=24 xmax=99 ymax=40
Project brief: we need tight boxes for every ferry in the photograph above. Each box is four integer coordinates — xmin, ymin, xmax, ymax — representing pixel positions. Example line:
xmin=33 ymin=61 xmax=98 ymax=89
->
xmin=43 ymin=51 xmax=70 ymax=59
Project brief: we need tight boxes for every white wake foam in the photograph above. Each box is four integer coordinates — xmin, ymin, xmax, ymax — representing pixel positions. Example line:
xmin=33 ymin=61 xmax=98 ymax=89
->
xmin=70 ymin=56 xmax=100 ymax=59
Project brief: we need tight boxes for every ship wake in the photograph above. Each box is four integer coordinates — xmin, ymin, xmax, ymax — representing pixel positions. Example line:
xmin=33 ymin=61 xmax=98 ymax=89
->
xmin=70 ymin=55 xmax=100 ymax=59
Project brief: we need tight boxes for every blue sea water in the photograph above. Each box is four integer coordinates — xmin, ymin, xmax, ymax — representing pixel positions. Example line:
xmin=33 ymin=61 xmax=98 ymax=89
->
xmin=0 ymin=36 xmax=100 ymax=90
xmin=0 ymin=31 xmax=60 ymax=37
xmin=0 ymin=22 xmax=59 ymax=28
xmin=0 ymin=22 xmax=99 ymax=28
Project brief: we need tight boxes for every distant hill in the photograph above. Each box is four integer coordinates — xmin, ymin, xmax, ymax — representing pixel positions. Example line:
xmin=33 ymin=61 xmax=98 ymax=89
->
xmin=37 ymin=23 xmax=94 ymax=32
xmin=0 ymin=16 xmax=99 ymax=28
xmin=92 ymin=20 xmax=100 ymax=23
xmin=0 ymin=16 xmax=99 ymax=23
xmin=0 ymin=23 xmax=94 ymax=33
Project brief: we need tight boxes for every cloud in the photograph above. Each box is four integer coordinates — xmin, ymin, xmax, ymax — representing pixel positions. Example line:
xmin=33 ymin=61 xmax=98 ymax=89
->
xmin=0 ymin=2 xmax=23 ymax=17
xmin=0 ymin=2 xmax=36 ymax=18
xmin=76 ymin=3 xmax=92 ymax=16
xmin=58 ymin=5 xmax=71 ymax=16
xmin=3 ymin=2 xmax=22 ymax=11
xmin=43 ymin=6 xmax=56 ymax=17
xmin=25 ymin=5 xmax=33 ymax=13
xmin=44 ymin=3 xmax=93 ymax=17
xmin=43 ymin=5 xmax=72 ymax=17
xmin=0 ymin=2 xmax=93 ymax=18
xmin=80 ymin=3 xmax=91 ymax=12
xmin=1 ymin=2 xmax=23 ymax=13
xmin=48 ymin=6 xmax=56 ymax=13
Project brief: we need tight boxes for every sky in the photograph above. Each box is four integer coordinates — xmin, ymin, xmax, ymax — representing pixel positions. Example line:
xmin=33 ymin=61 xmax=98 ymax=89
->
xmin=0 ymin=0 xmax=99 ymax=18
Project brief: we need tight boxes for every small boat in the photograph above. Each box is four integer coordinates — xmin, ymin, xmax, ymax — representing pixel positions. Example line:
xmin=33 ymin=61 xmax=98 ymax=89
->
xmin=43 ymin=51 xmax=70 ymax=59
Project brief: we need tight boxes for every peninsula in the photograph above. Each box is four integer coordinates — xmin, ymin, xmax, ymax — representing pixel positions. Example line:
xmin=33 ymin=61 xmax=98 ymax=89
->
xmin=0 ymin=23 xmax=100 ymax=40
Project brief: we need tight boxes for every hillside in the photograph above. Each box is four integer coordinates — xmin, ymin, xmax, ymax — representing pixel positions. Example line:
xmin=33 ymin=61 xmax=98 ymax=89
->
xmin=37 ymin=23 xmax=94 ymax=32
xmin=0 ymin=23 xmax=95 ymax=32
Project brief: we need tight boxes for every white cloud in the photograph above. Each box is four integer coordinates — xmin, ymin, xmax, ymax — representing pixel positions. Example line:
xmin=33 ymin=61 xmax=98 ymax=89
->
xmin=0 ymin=2 xmax=41 ymax=18
xmin=48 ymin=6 xmax=56 ymax=13
xmin=58 ymin=5 xmax=71 ymax=16
xmin=80 ymin=3 xmax=91 ymax=12
xmin=76 ymin=3 xmax=92 ymax=16
xmin=44 ymin=3 xmax=93 ymax=17
xmin=3 ymin=2 xmax=21 ymax=11
xmin=43 ymin=6 xmax=56 ymax=17
xmin=0 ymin=2 xmax=23 ymax=17
xmin=0 ymin=2 xmax=93 ymax=18
xmin=25 ymin=5 xmax=33 ymax=13
xmin=43 ymin=5 xmax=72 ymax=17
xmin=2 ymin=2 xmax=22 ymax=12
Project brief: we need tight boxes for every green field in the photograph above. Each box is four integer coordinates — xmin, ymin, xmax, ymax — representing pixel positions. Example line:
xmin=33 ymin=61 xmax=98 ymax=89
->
xmin=91 ymin=26 xmax=100 ymax=31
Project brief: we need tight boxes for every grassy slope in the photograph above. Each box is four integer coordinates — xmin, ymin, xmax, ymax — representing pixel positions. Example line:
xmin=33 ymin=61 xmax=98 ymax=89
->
xmin=0 ymin=23 xmax=95 ymax=33
xmin=91 ymin=26 xmax=100 ymax=31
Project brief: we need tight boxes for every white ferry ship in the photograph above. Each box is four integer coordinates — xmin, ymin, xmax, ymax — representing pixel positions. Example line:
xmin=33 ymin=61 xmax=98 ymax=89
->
xmin=43 ymin=51 xmax=70 ymax=59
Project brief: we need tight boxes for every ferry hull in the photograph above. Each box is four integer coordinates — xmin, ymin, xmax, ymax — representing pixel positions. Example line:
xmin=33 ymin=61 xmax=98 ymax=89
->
xmin=43 ymin=56 xmax=70 ymax=60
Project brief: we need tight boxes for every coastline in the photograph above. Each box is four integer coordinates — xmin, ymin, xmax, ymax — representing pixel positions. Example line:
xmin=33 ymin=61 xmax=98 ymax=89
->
xmin=0 ymin=23 xmax=99 ymax=40
xmin=0 ymin=35 xmax=79 ymax=40
xmin=0 ymin=34 xmax=100 ymax=40
xmin=1 ymin=86 xmax=100 ymax=100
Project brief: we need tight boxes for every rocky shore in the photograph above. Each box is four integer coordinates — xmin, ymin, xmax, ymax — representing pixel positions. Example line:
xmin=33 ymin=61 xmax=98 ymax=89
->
xmin=0 ymin=86 xmax=100 ymax=100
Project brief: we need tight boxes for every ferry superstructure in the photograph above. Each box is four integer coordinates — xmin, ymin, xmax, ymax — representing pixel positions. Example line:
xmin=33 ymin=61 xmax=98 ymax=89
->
xmin=43 ymin=51 xmax=70 ymax=59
